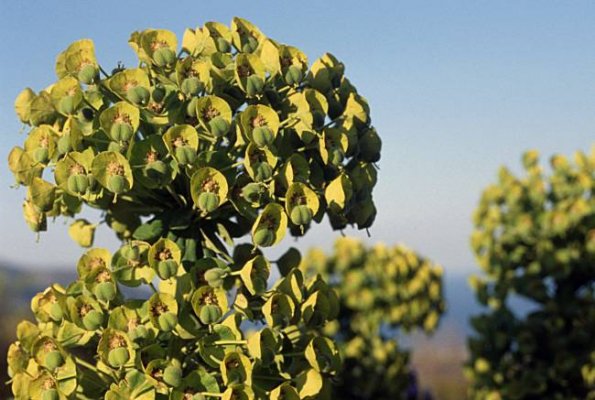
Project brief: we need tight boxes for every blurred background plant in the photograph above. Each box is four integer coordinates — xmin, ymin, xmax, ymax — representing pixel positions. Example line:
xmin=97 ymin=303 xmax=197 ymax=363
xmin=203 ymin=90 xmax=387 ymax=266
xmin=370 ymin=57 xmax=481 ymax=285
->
xmin=467 ymin=148 xmax=595 ymax=399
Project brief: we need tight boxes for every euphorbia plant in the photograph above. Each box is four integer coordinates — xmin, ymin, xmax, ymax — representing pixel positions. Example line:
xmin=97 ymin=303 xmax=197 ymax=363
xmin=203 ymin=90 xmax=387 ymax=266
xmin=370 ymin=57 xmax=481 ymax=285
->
xmin=467 ymin=149 xmax=595 ymax=400
xmin=6 ymin=17 xmax=381 ymax=399
xmin=300 ymin=238 xmax=444 ymax=399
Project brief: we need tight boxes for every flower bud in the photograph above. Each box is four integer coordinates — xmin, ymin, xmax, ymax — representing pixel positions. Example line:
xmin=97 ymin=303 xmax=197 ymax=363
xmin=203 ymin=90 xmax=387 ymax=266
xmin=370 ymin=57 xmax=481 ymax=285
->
xmin=204 ymin=268 xmax=226 ymax=287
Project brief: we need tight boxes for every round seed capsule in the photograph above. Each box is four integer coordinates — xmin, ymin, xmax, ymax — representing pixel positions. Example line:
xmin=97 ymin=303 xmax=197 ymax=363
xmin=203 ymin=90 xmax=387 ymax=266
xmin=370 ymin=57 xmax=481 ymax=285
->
xmin=197 ymin=192 xmax=220 ymax=213
xmin=158 ymin=312 xmax=177 ymax=332
xmin=175 ymin=146 xmax=196 ymax=165
xmin=152 ymin=85 xmax=167 ymax=103
xmin=49 ymin=302 xmax=64 ymax=321
xmin=129 ymin=325 xmax=149 ymax=341
xmin=82 ymin=309 xmax=103 ymax=330
xmin=242 ymin=36 xmax=258 ymax=53
xmin=216 ymin=37 xmax=231 ymax=53
xmin=157 ymin=260 xmax=178 ymax=280
xmin=107 ymin=175 xmax=127 ymax=194
xmin=144 ymin=160 xmax=169 ymax=184
xmin=245 ymin=75 xmax=264 ymax=97
xmin=127 ymin=86 xmax=150 ymax=106
xmin=153 ymin=47 xmax=176 ymax=67
xmin=181 ymin=77 xmax=203 ymax=96
xmin=121 ymin=245 xmax=140 ymax=261
xmin=208 ymin=117 xmax=229 ymax=137
xmin=107 ymin=347 xmax=130 ymax=368
xmin=42 ymin=388 xmax=59 ymax=400
xmin=204 ymin=268 xmax=226 ymax=287
xmin=253 ymin=162 xmax=273 ymax=182
xmin=163 ymin=365 xmax=183 ymax=387
xmin=94 ymin=281 xmax=116 ymax=302
xmin=45 ymin=350 xmax=64 ymax=370
xmin=68 ymin=174 xmax=89 ymax=194
xmin=110 ymin=123 xmax=133 ymax=142
xmin=284 ymin=65 xmax=303 ymax=86
xmin=34 ymin=147 xmax=49 ymax=164
xmin=290 ymin=205 xmax=313 ymax=226
xmin=78 ymin=64 xmax=97 ymax=84
xmin=57 ymin=134 xmax=71 ymax=155
xmin=58 ymin=96 xmax=75 ymax=115
xmin=199 ymin=304 xmax=222 ymax=325
xmin=252 ymin=126 xmax=274 ymax=147
xmin=253 ymin=228 xmax=274 ymax=247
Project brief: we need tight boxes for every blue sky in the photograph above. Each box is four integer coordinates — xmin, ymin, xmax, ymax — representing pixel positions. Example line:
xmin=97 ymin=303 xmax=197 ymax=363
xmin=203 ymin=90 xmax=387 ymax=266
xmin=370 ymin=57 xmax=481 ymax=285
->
xmin=0 ymin=1 xmax=594 ymax=272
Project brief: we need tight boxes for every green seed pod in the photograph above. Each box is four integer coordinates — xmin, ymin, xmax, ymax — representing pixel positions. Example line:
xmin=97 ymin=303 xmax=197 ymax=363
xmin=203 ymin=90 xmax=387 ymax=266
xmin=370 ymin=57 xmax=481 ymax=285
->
xmin=197 ymin=192 xmax=220 ymax=213
xmin=34 ymin=147 xmax=49 ymax=164
xmin=252 ymin=126 xmax=274 ymax=147
xmin=58 ymin=96 xmax=75 ymax=115
xmin=121 ymin=244 xmax=140 ymax=261
xmin=208 ymin=116 xmax=230 ymax=137
xmin=49 ymin=302 xmax=64 ymax=321
xmin=44 ymin=351 xmax=64 ymax=370
xmin=110 ymin=122 xmax=133 ymax=142
xmin=290 ymin=205 xmax=313 ymax=226
xmin=78 ymin=64 xmax=97 ymax=84
xmin=216 ymin=37 xmax=231 ymax=52
xmin=204 ymin=268 xmax=227 ymax=287
xmin=163 ymin=365 xmax=183 ymax=387
xmin=153 ymin=47 xmax=176 ymax=67
xmin=94 ymin=281 xmax=116 ymax=302
xmin=241 ymin=182 xmax=266 ymax=205
xmin=245 ymin=75 xmax=264 ymax=97
xmin=284 ymin=65 xmax=303 ymax=86
xmin=243 ymin=36 xmax=258 ymax=53
xmin=157 ymin=260 xmax=178 ymax=280
xmin=57 ymin=134 xmax=71 ymax=155
xmin=158 ymin=312 xmax=177 ymax=332
xmin=152 ymin=85 xmax=166 ymax=103
xmin=107 ymin=347 xmax=130 ymax=368
xmin=107 ymin=175 xmax=127 ymax=194
xmin=186 ymin=97 xmax=199 ymax=117
xmin=253 ymin=162 xmax=273 ymax=182
xmin=312 ymin=110 xmax=326 ymax=131
xmin=175 ymin=146 xmax=197 ymax=165
xmin=253 ymin=228 xmax=274 ymax=247
xmin=199 ymin=304 xmax=222 ymax=325
xmin=68 ymin=174 xmax=90 ymax=194
xmin=126 ymin=86 xmax=150 ymax=106
xmin=181 ymin=77 xmax=203 ymax=96
xmin=82 ymin=309 xmax=103 ymax=330
xmin=129 ymin=325 xmax=149 ymax=341
xmin=42 ymin=389 xmax=60 ymax=400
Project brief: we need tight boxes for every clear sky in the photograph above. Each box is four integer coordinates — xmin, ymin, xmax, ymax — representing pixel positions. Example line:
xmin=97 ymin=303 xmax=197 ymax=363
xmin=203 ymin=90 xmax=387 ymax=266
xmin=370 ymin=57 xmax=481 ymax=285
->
xmin=0 ymin=1 xmax=594 ymax=273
